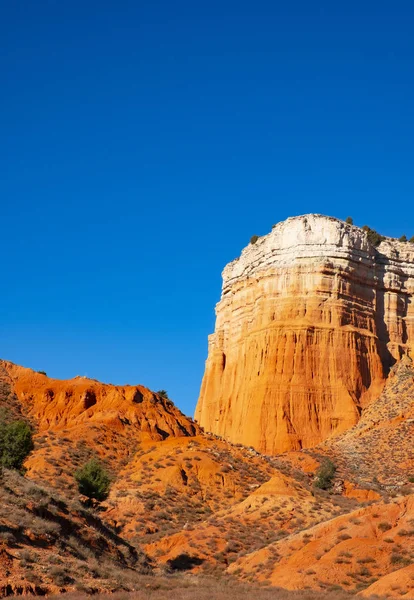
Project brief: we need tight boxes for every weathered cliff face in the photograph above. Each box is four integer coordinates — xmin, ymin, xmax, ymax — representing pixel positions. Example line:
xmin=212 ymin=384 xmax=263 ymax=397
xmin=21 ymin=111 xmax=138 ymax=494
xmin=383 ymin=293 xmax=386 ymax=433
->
xmin=0 ymin=360 xmax=199 ymax=441
xmin=195 ymin=215 xmax=414 ymax=454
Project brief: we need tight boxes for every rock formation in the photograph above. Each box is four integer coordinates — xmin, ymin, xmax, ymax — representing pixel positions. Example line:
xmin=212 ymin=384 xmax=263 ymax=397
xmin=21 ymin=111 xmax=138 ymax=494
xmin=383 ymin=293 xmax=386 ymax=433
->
xmin=1 ymin=360 xmax=198 ymax=441
xmin=196 ymin=215 xmax=414 ymax=454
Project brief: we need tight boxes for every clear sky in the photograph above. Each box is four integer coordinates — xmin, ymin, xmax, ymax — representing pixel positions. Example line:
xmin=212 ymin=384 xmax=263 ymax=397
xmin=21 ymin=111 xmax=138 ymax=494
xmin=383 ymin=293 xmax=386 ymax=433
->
xmin=1 ymin=1 xmax=413 ymax=417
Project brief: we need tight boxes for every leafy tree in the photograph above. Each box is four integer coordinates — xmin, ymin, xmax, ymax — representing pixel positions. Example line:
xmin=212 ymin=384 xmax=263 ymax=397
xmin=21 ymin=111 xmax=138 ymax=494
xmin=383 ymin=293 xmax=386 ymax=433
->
xmin=399 ymin=235 xmax=407 ymax=242
xmin=250 ymin=235 xmax=259 ymax=244
xmin=75 ymin=458 xmax=111 ymax=501
xmin=345 ymin=216 xmax=353 ymax=225
xmin=409 ymin=236 xmax=414 ymax=244
xmin=0 ymin=420 xmax=34 ymax=471
xmin=157 ymin=390 xmax=169 ymax=399
xmin=362 ymin=225 xmax=385 ymax=247
xmin=314 ymin=458 xmax=336 ymax=490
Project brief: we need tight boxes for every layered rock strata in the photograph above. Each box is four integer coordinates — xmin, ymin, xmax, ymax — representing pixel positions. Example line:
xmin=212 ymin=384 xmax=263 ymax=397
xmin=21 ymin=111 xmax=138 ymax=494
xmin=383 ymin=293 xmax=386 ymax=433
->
xmin=195 ymin=215 xmax=414 ymax=453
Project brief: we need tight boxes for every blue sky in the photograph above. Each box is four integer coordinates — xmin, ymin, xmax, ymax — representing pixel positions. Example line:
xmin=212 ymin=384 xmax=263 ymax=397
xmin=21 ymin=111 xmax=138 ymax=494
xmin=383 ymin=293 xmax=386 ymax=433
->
xmin=1 ymin=1 xmax=413 ymax=417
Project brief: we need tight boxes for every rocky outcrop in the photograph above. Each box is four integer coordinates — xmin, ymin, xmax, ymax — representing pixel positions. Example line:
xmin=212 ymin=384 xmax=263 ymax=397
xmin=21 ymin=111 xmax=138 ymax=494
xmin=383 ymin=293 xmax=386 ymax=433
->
xmin=1 ymin=360 xmax=199 ymax=441
xmin=195 ymin=215 xmax=414 ymax=454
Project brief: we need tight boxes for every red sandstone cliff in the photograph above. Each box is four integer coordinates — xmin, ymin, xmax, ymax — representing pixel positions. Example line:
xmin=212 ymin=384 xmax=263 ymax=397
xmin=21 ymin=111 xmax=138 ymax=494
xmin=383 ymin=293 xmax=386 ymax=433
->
xmin=1 ymin=360 xmax=198 ymax=441
xmin=195 ymin=215 xmax=414 ymax=454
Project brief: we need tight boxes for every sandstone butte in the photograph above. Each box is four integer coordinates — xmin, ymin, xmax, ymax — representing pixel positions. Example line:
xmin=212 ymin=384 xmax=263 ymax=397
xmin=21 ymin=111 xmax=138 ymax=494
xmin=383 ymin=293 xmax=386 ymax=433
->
xmin=195 ymin=214 xmax=414 ymax=454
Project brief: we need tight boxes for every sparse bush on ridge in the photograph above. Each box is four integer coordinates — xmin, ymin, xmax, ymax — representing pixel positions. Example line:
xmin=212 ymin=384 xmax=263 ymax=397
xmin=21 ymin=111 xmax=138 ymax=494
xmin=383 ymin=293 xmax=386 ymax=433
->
xmin=361 ymin=225 xmax=385 ymax=247
xmin=75 ymin=458 xmax=111 ymax=501
xmin=314 ymin=458 xmax=336 ymax=490
xmin=399 ymin=234 xmax=407 ymax=242
xmin=345 ymin=216 xmax=353 ymax=225
xmin=157 ymin=390 xmax=169 ymax=399
xmin=250 ymin=235 xmax=259 ymax=244
xmin=37 ymin=370 xmax=47 ymax=375
xmin=0 ymin=419 xmax=34 ymax=471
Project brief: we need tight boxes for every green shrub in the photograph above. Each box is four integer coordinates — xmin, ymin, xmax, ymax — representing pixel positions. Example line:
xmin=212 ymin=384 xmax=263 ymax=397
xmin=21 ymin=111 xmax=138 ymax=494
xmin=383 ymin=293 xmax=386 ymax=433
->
xmin=37 ymin=370 xmax=47 ymax=376
xmin=157 ymin=390 xmax=169 ymax=399
xmin=75 ymin=458 xmax=111 ymax=501
xmin=345 ymin=216 xmax=353 ymax=225
xmin=362 ymin=225 xmax=385 ymax=247
xmin=250 ymin=235 xmax=259 ymax=245
xmin=314 ymin=458 xmax=336 ymax=490
xmin=0 ymin=420 xmax=34 ymax=471
xmin=399 ymin=235 xmax=407 ymax=242
xmin=409 ymin=236 xmax=414 ymax=244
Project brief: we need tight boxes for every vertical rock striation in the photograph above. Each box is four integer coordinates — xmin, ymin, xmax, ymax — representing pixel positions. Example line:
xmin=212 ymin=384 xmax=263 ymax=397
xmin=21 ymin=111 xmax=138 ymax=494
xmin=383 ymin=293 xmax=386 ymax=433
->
xmin=195 ymin=215 xmax=414 ymax=454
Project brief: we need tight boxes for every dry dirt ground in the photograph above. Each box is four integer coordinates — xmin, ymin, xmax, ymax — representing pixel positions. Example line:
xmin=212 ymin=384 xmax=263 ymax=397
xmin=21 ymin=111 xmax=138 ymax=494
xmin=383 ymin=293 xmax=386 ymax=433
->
xmin=46 ymin=575 xmax=389 ymax=599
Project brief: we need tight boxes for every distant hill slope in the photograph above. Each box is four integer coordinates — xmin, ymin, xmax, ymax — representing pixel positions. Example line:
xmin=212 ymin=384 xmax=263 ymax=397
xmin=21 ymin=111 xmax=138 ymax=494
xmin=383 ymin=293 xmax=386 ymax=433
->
xmin=228 ymin=495 xmax=414 ymax=597
xmin=323 ymin=354 xmax=414 ymax=491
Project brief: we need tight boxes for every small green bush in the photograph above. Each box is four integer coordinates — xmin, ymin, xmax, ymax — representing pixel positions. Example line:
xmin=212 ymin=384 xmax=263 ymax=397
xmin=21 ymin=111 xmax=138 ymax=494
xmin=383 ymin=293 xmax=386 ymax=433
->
xmin=399 ymin=235 xmax=407 ymax=242
xmin=0 ymin=420 xmax=34 ymax=471
xmin=157 ymin=390 xmax=169 ymax=399
xmin=75 ymin=458 xmax=111 ymax=501
xmin=362 ymin=225 xmax=385 ymax=247
xmin=37 ymin=370 xmax=47 ymax=376
xmin=345 ymin=216 xmax=353 ymax=225
xmin=409 ymin=236 xmax=414 ymax=244
xmin=314 ymin=458 xmax=336 ymax=490
xmin=250 ymin=235 xmax=259 ymax=245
